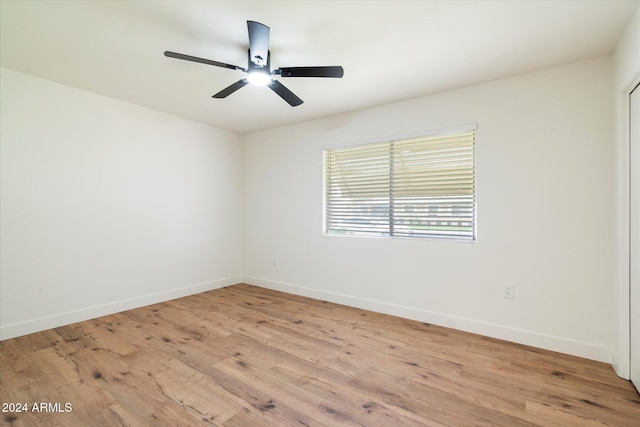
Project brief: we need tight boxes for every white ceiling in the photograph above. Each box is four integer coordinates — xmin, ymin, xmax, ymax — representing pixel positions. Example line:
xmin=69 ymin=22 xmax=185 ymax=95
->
xmin=1 ymin=1 xmax=637 ymax=134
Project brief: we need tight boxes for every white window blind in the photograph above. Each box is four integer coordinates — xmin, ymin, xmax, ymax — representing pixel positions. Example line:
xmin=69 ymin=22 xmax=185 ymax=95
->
xmin=324 ymin=127 xmax=476 ymax=240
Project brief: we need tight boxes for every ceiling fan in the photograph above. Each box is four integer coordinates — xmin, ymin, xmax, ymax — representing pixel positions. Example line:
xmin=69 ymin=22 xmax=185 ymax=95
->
xmin=164 ymin=20 xmax=344 ymax=107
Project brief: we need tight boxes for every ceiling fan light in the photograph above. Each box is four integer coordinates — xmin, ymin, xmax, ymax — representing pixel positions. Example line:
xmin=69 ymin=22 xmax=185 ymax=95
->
xmin=247 ymin=70 xmax=271 ymax=86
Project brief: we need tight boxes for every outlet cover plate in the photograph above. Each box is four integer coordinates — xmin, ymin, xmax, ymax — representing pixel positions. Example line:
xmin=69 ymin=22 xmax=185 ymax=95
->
xmin=504 ymin=283 xmax=515 ymax=299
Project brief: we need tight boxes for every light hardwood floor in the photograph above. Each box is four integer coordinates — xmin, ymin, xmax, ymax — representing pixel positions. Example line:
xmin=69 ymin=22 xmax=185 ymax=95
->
xmin=1 ymin=283 xmax=638 ymax=426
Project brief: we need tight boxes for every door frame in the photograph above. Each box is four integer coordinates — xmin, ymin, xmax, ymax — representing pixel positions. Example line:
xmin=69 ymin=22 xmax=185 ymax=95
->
xmin=617 ymin=74 xmax=640 ymax=380
xmin=629 ymin=80 xmax=640 ymax=388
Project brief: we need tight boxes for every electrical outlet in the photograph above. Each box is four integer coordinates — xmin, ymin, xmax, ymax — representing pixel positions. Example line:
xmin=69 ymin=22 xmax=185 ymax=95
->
xmin=503 ymin=283 xmax=515 ymax=299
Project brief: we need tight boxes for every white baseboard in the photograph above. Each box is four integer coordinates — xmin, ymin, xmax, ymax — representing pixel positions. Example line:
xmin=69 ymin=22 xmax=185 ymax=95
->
xmin=243 ymin=275 xmax=611 ymax=364
xmin=0 ymin=275 xmax=242 ymax=341
xmin=3 ymin=274 xmax=611 ymax=364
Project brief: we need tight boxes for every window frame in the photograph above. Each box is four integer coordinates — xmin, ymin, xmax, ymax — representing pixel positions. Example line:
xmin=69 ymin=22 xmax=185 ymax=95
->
xmin=323 ymin=124 xmax=477 ymax=242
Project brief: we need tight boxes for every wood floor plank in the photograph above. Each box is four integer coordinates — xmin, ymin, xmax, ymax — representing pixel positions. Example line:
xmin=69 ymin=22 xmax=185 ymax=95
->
xmin=1 ymin=283 xmax=639 ymax=426
xmin=271 ymin=363 xmax=434 ymax=427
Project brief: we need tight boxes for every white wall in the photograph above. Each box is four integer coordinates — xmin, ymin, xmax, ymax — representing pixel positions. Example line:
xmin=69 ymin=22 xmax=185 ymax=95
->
xmin=0 ymin=54 xmax=623 ymax=367
xmin=243 ymin=56 xmax=614 ymax=362
xmin=0 ymin=68 xmax=244 ymax=339
xmin=612 ymin=5 xmax=640 ymax=378
xmin=1 ymin=56 xmax=618 ymax=365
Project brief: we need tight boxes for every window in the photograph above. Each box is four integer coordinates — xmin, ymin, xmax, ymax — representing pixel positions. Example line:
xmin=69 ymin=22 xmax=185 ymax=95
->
xmin=324 ymin=125 xmax=476 ymax=240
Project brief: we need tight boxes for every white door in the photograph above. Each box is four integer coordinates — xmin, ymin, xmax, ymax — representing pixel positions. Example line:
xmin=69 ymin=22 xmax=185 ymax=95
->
xmin=631 ymin=83 xmax=640 ymax=393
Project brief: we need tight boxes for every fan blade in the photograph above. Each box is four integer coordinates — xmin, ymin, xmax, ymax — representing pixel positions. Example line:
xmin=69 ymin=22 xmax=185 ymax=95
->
xmin=213 ymin=79 xmax=249 ymax=98
xmin=164 ymin=51 xmax=245 ymax=71
xmin=269 ymin=80 xmax=303 ymax=106
xmin=277 ymin=66 xmax=344 ymax=78
xmin=247 ymin=21 xmax=270 ymax=67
